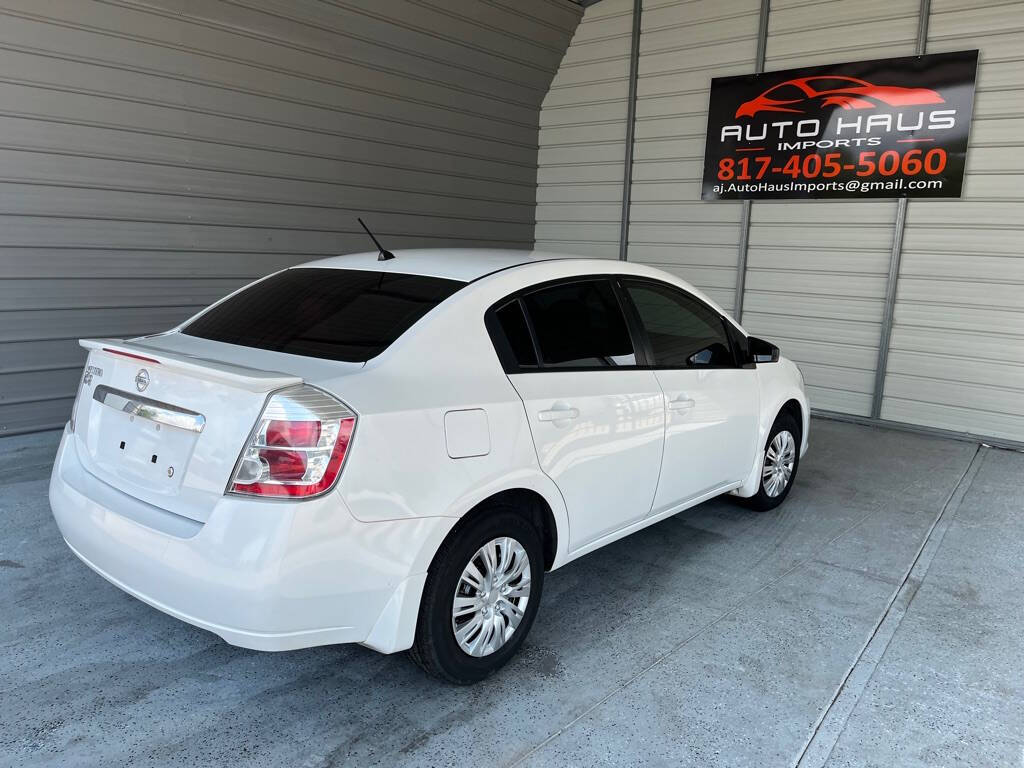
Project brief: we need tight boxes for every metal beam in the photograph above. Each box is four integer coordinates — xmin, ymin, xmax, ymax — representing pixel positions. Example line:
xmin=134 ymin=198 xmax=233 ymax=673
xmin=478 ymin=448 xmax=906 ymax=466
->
xmin=732 ymin=0 xmax=771 ymax=320
xmin=871 ymin=197 xmax=909 ymax=419
xmin=754 ymin=0 xmax=770 ymax=75
xmin=735 ymin=202 xmax=752 ymax=321
xmin=915 ymin=0 xmax=932 ymax=52
xmin=618 ymin=0 xmax=642 ymax=261
xmin=871 ymin=0 xmax=931 ymax=419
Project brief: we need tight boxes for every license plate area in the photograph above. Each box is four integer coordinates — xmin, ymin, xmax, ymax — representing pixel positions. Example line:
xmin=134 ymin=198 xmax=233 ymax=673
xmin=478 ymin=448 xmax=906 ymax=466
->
xmin=89 ymin=401 xmax=200 ymax=495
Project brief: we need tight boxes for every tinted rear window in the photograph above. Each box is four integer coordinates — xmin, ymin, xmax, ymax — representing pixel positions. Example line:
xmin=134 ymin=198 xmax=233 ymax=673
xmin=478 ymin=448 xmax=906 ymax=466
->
xmin=183 ymin=268 xmax=464 ymax=362
xmin=494 ymin=300 xmax=538 ymax=368
xmin=521 ymin=279 xmax=635 ymax=368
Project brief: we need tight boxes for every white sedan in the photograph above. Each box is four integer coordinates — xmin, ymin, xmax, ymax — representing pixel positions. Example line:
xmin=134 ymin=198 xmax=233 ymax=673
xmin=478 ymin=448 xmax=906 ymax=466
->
xmin=50 ymin=250 xmax=808 ymax=684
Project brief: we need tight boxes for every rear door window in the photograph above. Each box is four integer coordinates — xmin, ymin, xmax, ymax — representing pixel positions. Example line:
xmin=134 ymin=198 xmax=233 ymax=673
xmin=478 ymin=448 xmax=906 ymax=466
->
xmin=183 ymin=268 xmax=464 ymax=362
xmin=520 ymin=279 xmax=636 ymax=368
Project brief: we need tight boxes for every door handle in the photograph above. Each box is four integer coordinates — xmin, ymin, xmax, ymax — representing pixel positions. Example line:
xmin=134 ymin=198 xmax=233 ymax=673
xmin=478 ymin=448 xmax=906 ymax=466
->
xmin=537 ymin=406 xmax=579 ymax=422
xmin=667 ymin=396 xmax=696 ymax=411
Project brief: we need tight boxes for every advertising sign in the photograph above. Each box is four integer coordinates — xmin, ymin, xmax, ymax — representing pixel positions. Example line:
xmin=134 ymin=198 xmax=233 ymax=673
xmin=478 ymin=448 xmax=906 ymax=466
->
xmin=701 ymin=50 xmax=978 ymax=200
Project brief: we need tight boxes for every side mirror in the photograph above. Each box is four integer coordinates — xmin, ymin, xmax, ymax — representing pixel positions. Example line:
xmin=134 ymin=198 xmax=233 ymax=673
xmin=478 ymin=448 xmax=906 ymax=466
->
xmin=748 ymin=336 xmax=780 ymax=364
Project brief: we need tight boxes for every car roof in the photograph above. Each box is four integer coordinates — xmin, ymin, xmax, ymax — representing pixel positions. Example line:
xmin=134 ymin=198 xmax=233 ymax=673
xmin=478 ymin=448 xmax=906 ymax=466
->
xmin=293 ymin=247 xmax=740 ymax=335
xmin=298 ymin=248 xmax=603 ymax=283
xmin=295 ymin=248 xmax=722 ymax=313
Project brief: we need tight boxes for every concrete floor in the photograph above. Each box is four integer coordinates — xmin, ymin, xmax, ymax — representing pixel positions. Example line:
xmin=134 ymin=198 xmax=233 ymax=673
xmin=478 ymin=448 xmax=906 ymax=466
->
xmin=1 ymin=419 xmax=1022 ymax=767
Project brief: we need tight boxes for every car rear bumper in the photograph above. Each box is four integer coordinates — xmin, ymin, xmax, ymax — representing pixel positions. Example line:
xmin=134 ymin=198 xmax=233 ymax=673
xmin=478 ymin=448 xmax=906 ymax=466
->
xmin=49 ymin=426 xmax=452 ymax=652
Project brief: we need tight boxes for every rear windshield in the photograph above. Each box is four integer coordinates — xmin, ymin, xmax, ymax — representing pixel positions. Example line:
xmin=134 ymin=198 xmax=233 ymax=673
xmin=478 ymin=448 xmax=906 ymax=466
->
xmin=183 ymin=268 xmax=465 ymax=362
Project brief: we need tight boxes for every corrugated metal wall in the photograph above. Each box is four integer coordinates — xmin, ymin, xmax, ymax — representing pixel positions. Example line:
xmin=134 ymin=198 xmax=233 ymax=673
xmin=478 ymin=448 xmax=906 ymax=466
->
xmin=629 ymin=0 xmax=760 ymax=311
xmin=536 ymin=0 xmax=1024 ymax=445
xmin=742 ymin=0 xmax=920 ymax=417
xmin=535 ymin=0 xmax=633 ymax=258
xmin=880 ymin=0 xmax=1024 ymax=442
xmin=0 ymin=0 xmax=582 ymax=435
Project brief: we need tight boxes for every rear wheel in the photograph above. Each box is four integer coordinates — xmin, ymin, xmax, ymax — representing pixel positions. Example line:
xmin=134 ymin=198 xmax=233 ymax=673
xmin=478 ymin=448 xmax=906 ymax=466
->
xmin=410 ymin=507 xmax=544 ymax=684
xmin=744 ymin=411 xmax=801 ymax=512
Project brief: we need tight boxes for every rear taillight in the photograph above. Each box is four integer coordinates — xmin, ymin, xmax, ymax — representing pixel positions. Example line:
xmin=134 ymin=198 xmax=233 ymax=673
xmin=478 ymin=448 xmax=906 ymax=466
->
xmin=69 ymin=382 xmax=82 ymax=433
xmin=229 ymin=385 xmax=356 ymax=499
xmin=70 ymin=364 xmax=102 ymax=433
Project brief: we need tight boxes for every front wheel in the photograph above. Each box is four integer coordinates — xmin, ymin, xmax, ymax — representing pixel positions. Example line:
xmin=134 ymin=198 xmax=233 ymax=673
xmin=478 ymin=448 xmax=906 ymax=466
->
xmin=409 ymin=508 xmax=544 ymax=684
xmin=744 ymin=411 xmax=801 ymax=512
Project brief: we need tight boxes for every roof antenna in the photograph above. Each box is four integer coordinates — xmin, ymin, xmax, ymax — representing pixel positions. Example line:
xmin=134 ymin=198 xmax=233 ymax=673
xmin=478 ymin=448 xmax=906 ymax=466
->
xmin=358 ymin=217 xmax=395 ymax=261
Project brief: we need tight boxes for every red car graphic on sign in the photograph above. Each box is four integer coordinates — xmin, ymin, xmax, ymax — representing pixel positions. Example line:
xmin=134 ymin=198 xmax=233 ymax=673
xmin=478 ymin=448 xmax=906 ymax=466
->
xmin=735 ymin=75 xmax=945 ymax=118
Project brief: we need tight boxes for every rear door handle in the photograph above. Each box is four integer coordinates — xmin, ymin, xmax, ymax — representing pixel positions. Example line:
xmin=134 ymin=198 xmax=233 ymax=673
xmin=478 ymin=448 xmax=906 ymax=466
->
xmin=537 ymin=406 xmax=579 ymax=422
xmin=667 ymin=396 xmax=696 ymax=411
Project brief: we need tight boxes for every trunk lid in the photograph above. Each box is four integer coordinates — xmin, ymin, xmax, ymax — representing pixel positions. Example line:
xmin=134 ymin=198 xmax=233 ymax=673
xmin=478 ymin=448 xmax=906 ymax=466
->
xmin=72 ymin=335 xmax=359 ymax=522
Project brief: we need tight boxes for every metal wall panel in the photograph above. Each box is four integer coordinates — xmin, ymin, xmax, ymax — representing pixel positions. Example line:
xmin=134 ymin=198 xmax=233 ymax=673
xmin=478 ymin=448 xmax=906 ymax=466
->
xmin=536 ymin=0 xmax=761 ymax=298
xmin=0 ymin=0 xmax=581 ymax=435
xmin=881 ymin=0 xmax=1024 ymax=441
xmin=535 ymin=0 xmax=633 ymax=259
xmin=626 ymin=0 xmax=761 ymax=310
xmin=535 ymin=0 xmax=1024 ymax=443
xmin=741 ymin=0 xmax=919 ymax=416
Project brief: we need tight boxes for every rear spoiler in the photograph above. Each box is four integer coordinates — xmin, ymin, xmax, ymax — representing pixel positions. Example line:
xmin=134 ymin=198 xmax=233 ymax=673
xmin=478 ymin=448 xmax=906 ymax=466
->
xmin=80 ymin=338 xmax=303 ymax=393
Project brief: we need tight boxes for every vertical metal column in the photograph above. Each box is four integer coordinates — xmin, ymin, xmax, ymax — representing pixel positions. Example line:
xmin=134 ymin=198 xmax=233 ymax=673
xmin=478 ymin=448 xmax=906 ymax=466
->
xmin=733 ymin=0 xmax=771 ymax=320
xmin=871 ymin=0 xmax=931 ymax=419
xmin=618 ymin=0 xmax=643 ymax=261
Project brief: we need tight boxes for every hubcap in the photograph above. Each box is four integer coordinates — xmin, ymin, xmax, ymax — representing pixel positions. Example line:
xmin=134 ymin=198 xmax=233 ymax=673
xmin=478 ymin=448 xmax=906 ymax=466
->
xmin=762 ymin=429 xmax=796 ymax=497
xmin=452 ymin=537 xmax=531 ymax=657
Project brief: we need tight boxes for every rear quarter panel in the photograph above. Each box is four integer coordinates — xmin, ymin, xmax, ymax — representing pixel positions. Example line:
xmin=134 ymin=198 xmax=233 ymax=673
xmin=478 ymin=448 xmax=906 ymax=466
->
xmin=319 ymin=272 xmax=573 ymax=566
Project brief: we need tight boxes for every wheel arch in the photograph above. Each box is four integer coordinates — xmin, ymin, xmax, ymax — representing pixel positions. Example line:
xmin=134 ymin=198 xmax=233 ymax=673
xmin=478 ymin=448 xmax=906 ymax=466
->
xmin=436 ymin=487 xmax=559 ymax=572
xmin=735 ymin=367 xmax=809 ymax=498
xmin=360 ymin=482 xmax=564 ymax=655
xmin=778 ymin=397 xmax=804 ymax=437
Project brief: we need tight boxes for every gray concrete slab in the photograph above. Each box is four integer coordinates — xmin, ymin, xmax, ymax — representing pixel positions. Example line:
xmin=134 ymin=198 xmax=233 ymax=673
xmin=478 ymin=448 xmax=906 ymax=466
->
xmin=816 ymin=447 xmax=1024 ymax=768
xmin=0 ymin=420 xmax=1020 ymax=767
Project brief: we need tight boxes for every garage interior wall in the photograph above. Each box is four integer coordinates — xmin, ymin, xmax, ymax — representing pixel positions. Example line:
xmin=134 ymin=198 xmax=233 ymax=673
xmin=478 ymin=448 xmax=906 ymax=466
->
xmin=628 ymin=0 xmax=761 ymax=312
xmin=535 ymin=0 xmax=634 ymax=258
xmin=745 ymin=0 xmax=919 ymax=418
xmin=0 ymin=0 xmax=582 ymax=436
xmin=880 ymin=0 xmax=1024 ymax=442
xmin=537 ymin=0 xmax=1024 ymax=445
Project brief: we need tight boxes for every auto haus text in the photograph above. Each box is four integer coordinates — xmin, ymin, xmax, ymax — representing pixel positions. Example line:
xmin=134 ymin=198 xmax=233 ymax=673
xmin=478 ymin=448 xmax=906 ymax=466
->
xmin=719 ymin=109 xmax=959 ymax=150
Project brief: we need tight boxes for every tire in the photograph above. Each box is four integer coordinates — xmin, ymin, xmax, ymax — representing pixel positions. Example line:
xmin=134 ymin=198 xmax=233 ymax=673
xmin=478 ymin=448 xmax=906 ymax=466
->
xmin=409 ymin=506 xmax=544 ymax=684
xmin=744 ymin=411 xmax=801 ymax=512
